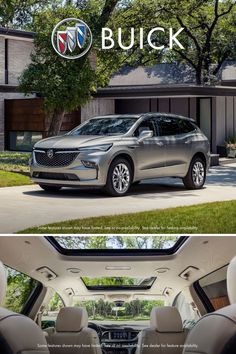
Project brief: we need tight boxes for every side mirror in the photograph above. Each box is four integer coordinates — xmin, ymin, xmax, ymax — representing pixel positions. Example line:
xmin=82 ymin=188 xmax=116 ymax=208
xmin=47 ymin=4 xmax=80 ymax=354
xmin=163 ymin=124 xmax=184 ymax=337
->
xmin=138 ymin=130 xmax=153 ymax=143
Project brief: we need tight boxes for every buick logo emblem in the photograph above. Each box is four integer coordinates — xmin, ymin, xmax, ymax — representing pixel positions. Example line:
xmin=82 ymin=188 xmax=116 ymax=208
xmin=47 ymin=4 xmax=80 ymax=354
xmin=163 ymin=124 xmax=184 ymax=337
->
xmin=51 ymin=18 xmax=93 ymax=59
xmin=47 ymin=149 xmax=54 ymax=159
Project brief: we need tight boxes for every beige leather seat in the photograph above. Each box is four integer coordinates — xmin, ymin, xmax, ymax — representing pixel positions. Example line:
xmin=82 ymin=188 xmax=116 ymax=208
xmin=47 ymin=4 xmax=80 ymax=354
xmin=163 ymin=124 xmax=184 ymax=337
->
xmin=136 ymin=306 xmax=186 ymax=354
xmin=183 ymin=255 xmax=236 ymax=354
xmin=46 ymin=307 xmax=102 ymax=354
xmin=0 ymin=260 xmax=49 ymax=354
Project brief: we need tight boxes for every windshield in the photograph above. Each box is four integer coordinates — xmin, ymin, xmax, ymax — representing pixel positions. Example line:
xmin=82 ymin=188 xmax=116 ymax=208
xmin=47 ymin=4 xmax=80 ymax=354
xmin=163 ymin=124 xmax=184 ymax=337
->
xmin=72 ymin=298 xmax=165 ymax=324
xmin=69 ymin=117 xmax=138 ymax=136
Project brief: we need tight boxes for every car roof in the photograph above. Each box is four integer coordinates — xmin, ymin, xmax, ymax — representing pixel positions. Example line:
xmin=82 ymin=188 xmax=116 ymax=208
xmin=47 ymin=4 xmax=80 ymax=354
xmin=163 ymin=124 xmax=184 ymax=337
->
xmin=89 ymin=113 xmax=195 ymax=122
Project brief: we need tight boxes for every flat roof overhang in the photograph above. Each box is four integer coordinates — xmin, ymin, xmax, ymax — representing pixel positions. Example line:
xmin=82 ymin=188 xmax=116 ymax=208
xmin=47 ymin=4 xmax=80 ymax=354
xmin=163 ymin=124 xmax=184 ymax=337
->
xmin=1 ymin=83 xmax=236 ymax=98
xmin=95 ymin=84 xmax=236 ymax=99
xmin=0 ymin=27 xmax=35 ymax=39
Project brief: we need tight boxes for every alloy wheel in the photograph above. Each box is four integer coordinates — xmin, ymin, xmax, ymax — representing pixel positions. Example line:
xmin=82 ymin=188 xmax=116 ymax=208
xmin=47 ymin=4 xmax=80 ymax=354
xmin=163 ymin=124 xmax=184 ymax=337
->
xmin=192 ymin=161 xmax=205 ymax=186
xmin=112 ymin=163 xmax=130 ymax=194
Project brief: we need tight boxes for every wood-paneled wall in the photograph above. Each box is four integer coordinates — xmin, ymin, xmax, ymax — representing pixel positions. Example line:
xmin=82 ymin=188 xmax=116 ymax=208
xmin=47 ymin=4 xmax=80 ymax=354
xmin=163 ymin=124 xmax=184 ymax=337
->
xmin=5 ymin=98 xmax=81 ymax=133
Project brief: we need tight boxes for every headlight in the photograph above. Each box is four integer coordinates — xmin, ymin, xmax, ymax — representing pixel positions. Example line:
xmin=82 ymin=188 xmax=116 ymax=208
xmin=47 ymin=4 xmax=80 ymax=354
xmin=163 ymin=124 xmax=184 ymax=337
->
xmin=78 ymin=144 xmax=113 ymax=152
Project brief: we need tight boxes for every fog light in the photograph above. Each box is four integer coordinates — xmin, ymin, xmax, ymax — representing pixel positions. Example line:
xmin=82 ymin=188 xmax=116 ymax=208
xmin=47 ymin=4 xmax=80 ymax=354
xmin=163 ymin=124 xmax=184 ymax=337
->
xmin=81 ymin=160 xmax=97 ymax=168
xmin=33 ymin=172 xmax=40 ymax=178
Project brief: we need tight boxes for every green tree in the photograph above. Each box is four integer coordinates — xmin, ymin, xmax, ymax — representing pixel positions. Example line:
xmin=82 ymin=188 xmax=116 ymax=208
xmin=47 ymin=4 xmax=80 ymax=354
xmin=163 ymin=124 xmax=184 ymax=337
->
xmin=48 ymin=292 xmax=63 ymax=311
xmin=98 ymin=0 xmax=236 ymax=85
xmin=3 ymin=267 xmax=37 ymax=313
xmin=19 ymin=1 xmax=119 ymax=136
xmin=54 ymin=235 xmax=179 ymax=250
xmin=0 ymin=0 xmax=59 ymax=28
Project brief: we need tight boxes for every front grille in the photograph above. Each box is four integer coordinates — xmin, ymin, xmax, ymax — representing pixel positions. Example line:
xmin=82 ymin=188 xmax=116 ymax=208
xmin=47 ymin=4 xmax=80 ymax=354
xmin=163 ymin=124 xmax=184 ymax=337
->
xmin=33 ymin=172 xmax=79 ymax=181
xmin=34 ymin=149 xmax=78 ymax=167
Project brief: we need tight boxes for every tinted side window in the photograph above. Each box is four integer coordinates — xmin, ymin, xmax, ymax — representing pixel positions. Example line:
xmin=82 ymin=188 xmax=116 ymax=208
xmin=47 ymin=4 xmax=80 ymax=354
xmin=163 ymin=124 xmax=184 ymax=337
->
xmin=198 ymin=265 xmax=229 ymax=310
xmin=157 ymin=117 xmax=180 ymax=136
xmin=134 ymin=118 xmax=156 ymax=137
xmin=3 ymin=266 xmax=39 ymax=313
xmin=174 ymin=292 xmax=200 ymax=329
xmin=178 ymin=119 xmax=196 ymax=134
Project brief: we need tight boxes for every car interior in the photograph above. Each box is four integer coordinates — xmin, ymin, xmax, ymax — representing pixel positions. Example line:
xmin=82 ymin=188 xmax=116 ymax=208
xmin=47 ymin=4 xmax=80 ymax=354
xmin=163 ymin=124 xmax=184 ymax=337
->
xmin=0 ymin=236 xmax=236 ymax=354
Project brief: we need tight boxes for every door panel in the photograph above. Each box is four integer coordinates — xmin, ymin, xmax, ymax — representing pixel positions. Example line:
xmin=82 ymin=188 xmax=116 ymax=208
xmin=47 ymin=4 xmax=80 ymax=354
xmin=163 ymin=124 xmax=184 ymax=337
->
xmin=133 ymin=118 xmax=166 ymax=179
xmin=162 ymin=133 xmax=192 ymax=176
xmin=156 ymin=116 xmax=193 ymax=176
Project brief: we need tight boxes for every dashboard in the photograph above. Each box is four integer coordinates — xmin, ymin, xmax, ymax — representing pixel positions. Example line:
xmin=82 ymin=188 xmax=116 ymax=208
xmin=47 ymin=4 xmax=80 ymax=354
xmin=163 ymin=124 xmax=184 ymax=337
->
xmin=88 ymin=323 xmax=143 ymax=354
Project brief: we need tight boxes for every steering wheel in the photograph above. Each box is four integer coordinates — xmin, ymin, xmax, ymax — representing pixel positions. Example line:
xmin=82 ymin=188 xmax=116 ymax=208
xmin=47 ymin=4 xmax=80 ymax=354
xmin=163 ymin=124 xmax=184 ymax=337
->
xmin=88 ymin=322 xmax=103 ymax=340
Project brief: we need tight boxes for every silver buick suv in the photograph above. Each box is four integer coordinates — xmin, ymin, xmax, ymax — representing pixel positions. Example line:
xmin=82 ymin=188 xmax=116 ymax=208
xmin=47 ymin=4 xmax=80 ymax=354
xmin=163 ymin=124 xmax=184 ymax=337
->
xmin=30 ymin=113 xmax=210 ymax=196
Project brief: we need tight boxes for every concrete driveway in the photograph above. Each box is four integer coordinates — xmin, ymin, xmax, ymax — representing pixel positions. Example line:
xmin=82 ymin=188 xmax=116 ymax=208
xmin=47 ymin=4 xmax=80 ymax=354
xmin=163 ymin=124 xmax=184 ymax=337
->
xmin=0 ymin=163 xmax=235 ymax=234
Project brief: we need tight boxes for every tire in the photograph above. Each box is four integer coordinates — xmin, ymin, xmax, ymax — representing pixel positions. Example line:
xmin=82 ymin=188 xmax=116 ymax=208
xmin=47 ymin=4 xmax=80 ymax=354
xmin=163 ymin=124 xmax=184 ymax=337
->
xmin=182 ymin=156 xmax=206 ymax=190
xmin=39 ymin=184 xmax=61 ymax=192
xmin=105 ymin=158 xmax=132 ymax=196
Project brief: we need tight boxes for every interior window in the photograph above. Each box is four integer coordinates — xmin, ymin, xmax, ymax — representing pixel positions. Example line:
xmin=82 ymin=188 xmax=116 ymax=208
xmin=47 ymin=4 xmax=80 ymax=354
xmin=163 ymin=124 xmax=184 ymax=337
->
xmin=3 ymin=266 xmax=38 ymax=313
xmin=173 ymin=292 xmax=200 ymax=329
xmin=157 ymin=117 xmax=180 ymax=136
xmin=178 ymin=119 xmax=196 ymax=134
xmin=134 ymin=118 xmax=156 ymax=137
xmin=198 ymin=265 xmax=229 ymax=310
xmin=41 ymin=292 xmax=64 ymax=330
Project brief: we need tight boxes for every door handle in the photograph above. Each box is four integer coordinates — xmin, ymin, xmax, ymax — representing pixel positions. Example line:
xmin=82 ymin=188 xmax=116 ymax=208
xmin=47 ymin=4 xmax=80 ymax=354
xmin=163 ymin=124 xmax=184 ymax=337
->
xmin=156 ymin=142 xmax=164 ymax=146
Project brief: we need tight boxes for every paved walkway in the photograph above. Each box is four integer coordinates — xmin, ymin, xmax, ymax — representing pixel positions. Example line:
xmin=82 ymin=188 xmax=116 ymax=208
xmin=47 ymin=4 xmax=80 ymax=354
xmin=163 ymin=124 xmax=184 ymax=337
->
xmin=0 ymin=163 xmax=235 ymax=234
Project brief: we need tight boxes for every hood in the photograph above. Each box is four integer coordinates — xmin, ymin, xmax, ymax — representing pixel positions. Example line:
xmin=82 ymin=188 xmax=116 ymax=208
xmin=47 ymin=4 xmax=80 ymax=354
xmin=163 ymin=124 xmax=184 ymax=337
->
xmin=34 ymin=135 xmax=121 ymax=149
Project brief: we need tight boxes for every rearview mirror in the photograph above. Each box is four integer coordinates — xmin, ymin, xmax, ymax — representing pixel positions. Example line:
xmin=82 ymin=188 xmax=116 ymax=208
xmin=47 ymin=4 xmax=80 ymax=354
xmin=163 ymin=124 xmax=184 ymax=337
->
xmin=138 ymin=130 xmax=153 ymax=143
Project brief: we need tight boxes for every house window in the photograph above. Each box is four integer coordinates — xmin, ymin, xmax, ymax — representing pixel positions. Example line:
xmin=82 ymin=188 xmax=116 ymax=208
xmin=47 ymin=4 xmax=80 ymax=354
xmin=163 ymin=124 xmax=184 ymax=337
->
xmin=9 ymin=131 xmax=42 ymax=151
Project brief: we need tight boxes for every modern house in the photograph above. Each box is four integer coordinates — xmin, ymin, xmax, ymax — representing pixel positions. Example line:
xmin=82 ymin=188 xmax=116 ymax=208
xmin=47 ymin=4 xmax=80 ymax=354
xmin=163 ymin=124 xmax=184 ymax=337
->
xmin=0 ymin=27 xmax=236 ymax=154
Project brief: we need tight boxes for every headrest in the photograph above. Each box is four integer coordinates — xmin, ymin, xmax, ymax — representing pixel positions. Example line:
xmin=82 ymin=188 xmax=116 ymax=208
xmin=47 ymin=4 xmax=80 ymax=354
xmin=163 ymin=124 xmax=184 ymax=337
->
xmin=227 ymin=255 xmax=236 ymax=304
xmin=150 ymin=306 xmax=183 ymax=333
xmin=56 ymin=307 xmax=88 ymax=332
xmin=0 ymin=261 xmax=7 ymax=305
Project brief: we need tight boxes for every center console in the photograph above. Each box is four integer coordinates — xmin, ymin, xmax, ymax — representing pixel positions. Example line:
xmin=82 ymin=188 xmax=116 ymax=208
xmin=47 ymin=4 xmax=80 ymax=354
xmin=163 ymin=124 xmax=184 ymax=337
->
xmin=101 ymin=329 xmax=139 ymax=354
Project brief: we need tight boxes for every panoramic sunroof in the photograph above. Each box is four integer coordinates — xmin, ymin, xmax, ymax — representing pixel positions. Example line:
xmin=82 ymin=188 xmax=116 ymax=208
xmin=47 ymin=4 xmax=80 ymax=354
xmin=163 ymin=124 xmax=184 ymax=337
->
xmin=81 ymin=276 xmax=156 ymax=290
xmin=46 ymin=236 xmax=187 ymax=256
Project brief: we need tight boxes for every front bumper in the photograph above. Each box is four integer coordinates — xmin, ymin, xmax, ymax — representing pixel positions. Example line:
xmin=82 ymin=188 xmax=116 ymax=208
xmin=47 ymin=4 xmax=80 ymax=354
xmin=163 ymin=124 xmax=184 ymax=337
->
xmin=30 ymin=150 xmax=110 ymax=187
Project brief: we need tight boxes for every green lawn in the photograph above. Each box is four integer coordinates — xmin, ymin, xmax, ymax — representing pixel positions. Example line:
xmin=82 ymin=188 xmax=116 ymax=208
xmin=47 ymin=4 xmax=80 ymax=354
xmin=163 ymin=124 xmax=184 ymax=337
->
xmin=20 ymin=200 xmax=236 ymax=234
xmin=0 ymin=170 xmax=32 ymax=187
xmin=0 ymin=151 xmax=30 ymax=173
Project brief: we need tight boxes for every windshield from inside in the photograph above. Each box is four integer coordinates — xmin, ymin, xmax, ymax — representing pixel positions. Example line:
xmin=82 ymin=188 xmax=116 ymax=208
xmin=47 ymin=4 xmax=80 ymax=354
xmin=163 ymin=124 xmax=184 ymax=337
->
xmin=69 ymin=117 xmax=138 ymax=136
xmin=72 ymin=298 xmax=165 ymax=324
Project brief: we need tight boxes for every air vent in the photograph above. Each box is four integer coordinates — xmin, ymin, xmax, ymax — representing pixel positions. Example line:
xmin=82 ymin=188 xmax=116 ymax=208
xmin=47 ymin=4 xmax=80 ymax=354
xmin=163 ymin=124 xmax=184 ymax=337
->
xmin=179 ymin=266 xmax=199 ymax=280
xmin=36 ymin=267 xmax=57 ymax=280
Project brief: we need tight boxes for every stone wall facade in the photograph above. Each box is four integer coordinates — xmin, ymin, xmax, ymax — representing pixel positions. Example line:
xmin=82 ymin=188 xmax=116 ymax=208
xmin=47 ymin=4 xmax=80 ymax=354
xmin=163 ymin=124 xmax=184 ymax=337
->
xmin=0 ymin=34 xmax=34 ymax=150
xmin=8 ymin=39 xmax=33 ymax=85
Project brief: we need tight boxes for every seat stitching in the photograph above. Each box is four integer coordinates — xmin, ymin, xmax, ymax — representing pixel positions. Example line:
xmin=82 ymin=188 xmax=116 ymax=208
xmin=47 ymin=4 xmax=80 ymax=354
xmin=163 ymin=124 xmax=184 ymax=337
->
xmin=198 ymin=313 xmax=236 ymax=325
xmin=0 ymin=314 xmax=22 ymax=322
